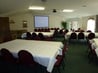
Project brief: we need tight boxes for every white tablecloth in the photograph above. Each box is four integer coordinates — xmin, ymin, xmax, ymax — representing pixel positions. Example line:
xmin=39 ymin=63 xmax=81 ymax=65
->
xmin=91 ymin=38 xmax=98 ymax=56
xmin=65 ymin=32 xmax=98 ymax=39
xmin=21 ymin=32 xmax=54 ymax=39
xmin=35 ymin=32 xmax=54 ymax=37
xmin=0 ymin=39 xmax=63 ymax=72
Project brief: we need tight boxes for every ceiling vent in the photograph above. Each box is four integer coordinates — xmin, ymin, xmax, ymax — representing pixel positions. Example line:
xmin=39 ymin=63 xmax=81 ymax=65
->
xmin=53 ymin=9 xmax=57 ymax=13
xmin=41 ymin=0 xmax=47 ymax=2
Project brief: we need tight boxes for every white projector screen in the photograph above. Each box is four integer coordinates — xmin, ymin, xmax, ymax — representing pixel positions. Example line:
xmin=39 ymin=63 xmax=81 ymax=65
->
xmin=34 ymin=16 xmax=49 ymax=28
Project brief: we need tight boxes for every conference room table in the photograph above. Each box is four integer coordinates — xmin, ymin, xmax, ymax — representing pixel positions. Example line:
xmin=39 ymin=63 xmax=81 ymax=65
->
xmin=65 ymin=31 xmax=98 ymax=39
xmin=0 ymin=39 xmax=63 ymax=72
xmin=21 ymin=31 xmax=54 ymax=39
xmin=35 ymin=32 xmax=54 ymax=37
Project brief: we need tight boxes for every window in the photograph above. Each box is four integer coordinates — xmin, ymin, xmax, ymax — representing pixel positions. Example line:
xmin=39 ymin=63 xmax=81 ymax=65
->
xmin=34 ymin=16 xmax=49 ymax=28
xmin=70 ymin=21 xmax=78 ymax=30
xmin=72 ymin=21 xmax=78 ymax=30
xmin=87 ymin=18 xmax=95 ymax=32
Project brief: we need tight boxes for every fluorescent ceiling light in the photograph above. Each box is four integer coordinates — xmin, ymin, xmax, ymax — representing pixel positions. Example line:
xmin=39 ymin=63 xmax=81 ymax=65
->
xmin=28 ymin=6 xmax=45 ymax=10
xmin=62 ymin=9 xmax=74 ymax=12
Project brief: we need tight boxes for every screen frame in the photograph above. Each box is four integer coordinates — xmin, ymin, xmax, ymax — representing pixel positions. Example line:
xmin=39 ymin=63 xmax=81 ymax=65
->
xmin=34 ymin=15 xmax=49 ymax=28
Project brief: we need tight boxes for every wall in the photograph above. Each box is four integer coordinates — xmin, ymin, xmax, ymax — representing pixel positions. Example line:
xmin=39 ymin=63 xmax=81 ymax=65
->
xmin=95 ymin=15 xmax=98 ymax=32
xmin=66 ymin=15 xmax=96 ymax=31
xmin=66 ymin=18 xmax=82 ymax=30
xmin=48 ymin=14 xmax=65 ymax=28
xmin=80 ymin=15 xmax=96 ymax=30
xmin=9 ymin=11 xmax=96 ymax=32
xmin=9 ymin=12 xmax=66 ymax=32
xmin=9 ymin=12 xmax=34 ymax=32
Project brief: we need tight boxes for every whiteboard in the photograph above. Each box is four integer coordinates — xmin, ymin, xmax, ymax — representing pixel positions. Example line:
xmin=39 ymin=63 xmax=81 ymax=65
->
xmin=34 ymin=16 xmax=49 ymax=28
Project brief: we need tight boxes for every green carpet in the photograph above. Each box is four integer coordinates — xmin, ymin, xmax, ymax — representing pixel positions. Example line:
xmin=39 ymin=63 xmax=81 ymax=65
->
xmin=61 ymin=42 xmax=98 ymax=73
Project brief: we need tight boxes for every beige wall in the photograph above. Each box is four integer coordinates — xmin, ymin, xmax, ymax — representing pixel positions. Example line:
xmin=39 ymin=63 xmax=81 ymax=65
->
xmin=9 ymin=11 xmax=96 ymax=32
xmin=66 ymin=15 xmax=96 ymax=31
xmin=9 ymin=12 xmax=34 ymax=32
xmin=9 ymin=12 xmax=66 ymax=32
xmin=80 ymin=15 xmax=96 ymax=30
xmin=48 ymin=14 xmax=65 ymax=28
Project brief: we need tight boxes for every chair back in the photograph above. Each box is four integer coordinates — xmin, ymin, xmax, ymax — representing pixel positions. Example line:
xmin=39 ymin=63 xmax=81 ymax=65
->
xmin=0 ymin=48 xmax=16 ymax=63
xmin=87 ymin=30 xmax=92 ymax=32
xmin=31 ymin=32 xmax=38 ymax=40
xmin=59 ymin=29 xmax=63 ymax=34
xmin=18 ymin=50 xmax=35 ymax=66
xmin=78 ymin=32 xmax=85 ymax=39
xmin=69 ymin=32 xmax=77 ymax=39
xmin=65 ymin=29 xmax=69 ymax=33
xmin=88 ymin=33 xmax=95 ymax=40
xmin=53 ymin=29 xmax=59 ymax=37
xmin=26 ymin=32 xmax=31 ymax=40
xmin=38 ymin=33 xmax=45 ymax=40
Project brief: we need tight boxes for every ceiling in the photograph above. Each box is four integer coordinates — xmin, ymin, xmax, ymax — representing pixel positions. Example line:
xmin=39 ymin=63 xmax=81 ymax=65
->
xmin=0 ymin=0 xmax=98 ymax=18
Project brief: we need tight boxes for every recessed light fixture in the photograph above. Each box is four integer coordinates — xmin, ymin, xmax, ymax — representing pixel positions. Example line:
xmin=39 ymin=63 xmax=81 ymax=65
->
xmin=62 ymin=9 xmax=74 ymax=12
xmin=28 ymin=6 xmax=45 ymax=10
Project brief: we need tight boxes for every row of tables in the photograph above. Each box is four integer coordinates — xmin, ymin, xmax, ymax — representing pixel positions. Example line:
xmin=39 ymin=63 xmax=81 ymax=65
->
xmin=21 ymin=31 xmax=98 ymax=39
xmin=21 ymin=31 xmax=55 ymax=39
xmin=65 ymin=32 xmax=98 ymax=39
xmin=0 ymin=39 xmax=63 ymax=72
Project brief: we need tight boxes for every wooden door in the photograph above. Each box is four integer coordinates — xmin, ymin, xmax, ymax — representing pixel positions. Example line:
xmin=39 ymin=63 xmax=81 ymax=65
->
xmin=0 ymin=17 xmax=11 ymax=43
